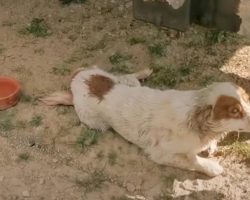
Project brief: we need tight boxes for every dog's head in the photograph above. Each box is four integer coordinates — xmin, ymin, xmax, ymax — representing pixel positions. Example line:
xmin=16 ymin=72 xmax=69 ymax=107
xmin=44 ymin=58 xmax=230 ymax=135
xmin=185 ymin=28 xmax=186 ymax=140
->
xmin=193 ymin=82 xmax=250 ymax=134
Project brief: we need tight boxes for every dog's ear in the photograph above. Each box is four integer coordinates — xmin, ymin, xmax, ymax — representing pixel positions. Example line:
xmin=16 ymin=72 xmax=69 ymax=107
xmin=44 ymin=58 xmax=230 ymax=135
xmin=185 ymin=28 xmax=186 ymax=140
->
xmin=195 ymin=105 xmax=213 ymax=122
xmin=213 ymin=95 xmax=245 ymax=120
xmin=188 ymin=104 xmax=213 ymax=133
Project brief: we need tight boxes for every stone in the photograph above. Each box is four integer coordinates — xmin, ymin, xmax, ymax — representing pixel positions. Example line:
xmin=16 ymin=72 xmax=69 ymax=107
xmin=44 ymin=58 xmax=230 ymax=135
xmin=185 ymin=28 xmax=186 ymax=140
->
xmin=0 ymin=176 xmax=4 ymax=182
xmin=127 ymin=183 xmax=136 ymax=192
xmin=22 ymin=190 xmax=30 ymax=197
xmin=39 ymin=178 xmax=45 ymax=185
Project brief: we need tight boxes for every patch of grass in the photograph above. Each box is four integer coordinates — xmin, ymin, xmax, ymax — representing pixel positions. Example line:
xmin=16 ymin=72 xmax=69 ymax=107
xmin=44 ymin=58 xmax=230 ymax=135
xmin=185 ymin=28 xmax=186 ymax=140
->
xmin=18 ymin=152 xmax=30 ymax=161
xmin=148 ymin=44 xmax=165 ymax=57
xmin=179 ymin=65 xmax=191 ymax=76
xmin=199 ymin=75 xmax=215 ymax=86
xmin=205 ymin=30 xmax=237 ymax=45
xmin=20 ymin=93 xmax=38 ymax=105
xmin=20 ymin=18 xmax=50 ymax=37
xmin=59 ymin=0 xmax=87 ymax=5
xmin=75 ymin=170 xmax=108 ymax=192
xmin=128 ymin=37 xmax=146 ymax=45
xmin=108 ymin=151 xmax=117 ymax=166
xmin=29 ymin=115 xmax=43 ymax=127
xmin=145 ymin=64 xmax=194 ymax=88
xmin=109 ymin=52 xmax=132 ymax=65
xmin=20 ymin=92 xmax=32 ymax=102
xmin=0 ymin=119 xmax=15 ymax=132
xmin=76 ymin=128 xmax=100 ymax=150
xmin=229 ymin=141 xmax=250 ymax=158
xmin=52 ymin=65 xmax=71 ymax=76
xmin=109 ymin=64 xmax=132 ymax=74
xmin=145 ymin=65 xmax=178 ymax=88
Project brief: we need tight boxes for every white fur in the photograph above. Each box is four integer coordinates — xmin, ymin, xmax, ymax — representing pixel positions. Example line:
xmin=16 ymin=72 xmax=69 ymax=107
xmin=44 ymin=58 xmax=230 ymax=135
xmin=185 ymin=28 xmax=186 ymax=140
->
xmin=43 ymin=68 xmax=250 ymax=177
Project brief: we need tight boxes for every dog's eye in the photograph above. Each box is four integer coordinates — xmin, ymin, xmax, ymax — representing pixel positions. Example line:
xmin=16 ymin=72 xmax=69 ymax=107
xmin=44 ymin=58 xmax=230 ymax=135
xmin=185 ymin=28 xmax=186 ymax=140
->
xmin=232 ymin=108 xmax=239 ymax=114
xmin=228 ymin=105 xmax=244 ymax=118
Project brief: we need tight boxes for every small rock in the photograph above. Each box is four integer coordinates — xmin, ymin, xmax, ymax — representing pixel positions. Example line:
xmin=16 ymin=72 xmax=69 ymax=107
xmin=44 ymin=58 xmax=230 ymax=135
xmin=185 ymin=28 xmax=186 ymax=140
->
xmin=0 ymin=176 xmax=4 ymax=182
xmin=118 ymin=6 xmax=124 ymax=12
xmin=22 ymin=190 xmax=30 ymax=197
xmin=52 ymin=159 xmax=58 ymax=163
xmin=39 ymin=178 xmax=45 ymax=185
xmin=28 ymin=138 xmax=36 ymax=147
xmin=127 ymin=183 xmax=136 ymax=192
xmin=193 ymin=179 xmax=203 ymax=190
xmin=193 ymin=179 xmax=201 ymax=186
xmin=135 ymin=195 xmax=146 ymax=200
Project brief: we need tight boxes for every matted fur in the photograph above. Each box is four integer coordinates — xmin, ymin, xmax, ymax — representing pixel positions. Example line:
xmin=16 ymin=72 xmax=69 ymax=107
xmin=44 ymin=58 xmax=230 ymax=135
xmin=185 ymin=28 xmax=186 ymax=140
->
xmin=41 ymin=67 xmax=250 ymax=177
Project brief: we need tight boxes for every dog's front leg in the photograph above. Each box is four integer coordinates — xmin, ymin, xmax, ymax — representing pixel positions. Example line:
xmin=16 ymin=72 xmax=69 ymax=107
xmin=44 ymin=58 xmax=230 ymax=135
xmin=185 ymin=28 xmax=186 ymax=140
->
xmin=149 ymin=152 xmax=223 ymax=177
xmin=188 ymin=154 xmax=224 ymax=177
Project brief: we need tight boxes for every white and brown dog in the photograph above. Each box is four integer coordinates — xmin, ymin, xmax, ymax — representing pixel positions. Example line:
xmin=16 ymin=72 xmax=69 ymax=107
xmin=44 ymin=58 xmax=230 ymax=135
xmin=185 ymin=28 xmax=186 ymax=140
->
xmin=41 ymin=67 xmax=250 ymax=177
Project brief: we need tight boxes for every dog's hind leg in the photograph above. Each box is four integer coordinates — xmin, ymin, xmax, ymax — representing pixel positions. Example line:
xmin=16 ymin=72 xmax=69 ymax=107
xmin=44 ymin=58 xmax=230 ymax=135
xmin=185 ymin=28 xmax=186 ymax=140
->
xmin=133 ymin=68 xmax=153 ymax=80
xmin=117 ymin=68 xmax=153 ymax=87
xmin=40 ymin=91 xmax=73 ymax=106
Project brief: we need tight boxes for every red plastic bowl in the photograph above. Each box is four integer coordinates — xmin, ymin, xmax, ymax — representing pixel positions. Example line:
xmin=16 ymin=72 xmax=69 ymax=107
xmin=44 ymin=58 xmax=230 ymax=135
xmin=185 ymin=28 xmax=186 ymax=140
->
xmin=0 ymin=76 xmax=21 ymax=110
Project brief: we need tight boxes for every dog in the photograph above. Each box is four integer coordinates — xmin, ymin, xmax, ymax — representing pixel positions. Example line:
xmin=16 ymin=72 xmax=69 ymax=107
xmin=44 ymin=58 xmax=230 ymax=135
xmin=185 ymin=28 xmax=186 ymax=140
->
xmin=41 ymin=67 xmax=250 ymax=177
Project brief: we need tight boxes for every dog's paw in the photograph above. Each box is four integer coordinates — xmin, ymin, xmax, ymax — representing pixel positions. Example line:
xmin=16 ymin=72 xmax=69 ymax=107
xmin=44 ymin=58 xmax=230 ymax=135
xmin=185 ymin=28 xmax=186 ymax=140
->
xmin=203 ymin=160 xmax=224 ymax=177
xmin=135 ymin=68 xmax=153 ymax=80
xmin=207 ymin=140 xmax=218 ymax=157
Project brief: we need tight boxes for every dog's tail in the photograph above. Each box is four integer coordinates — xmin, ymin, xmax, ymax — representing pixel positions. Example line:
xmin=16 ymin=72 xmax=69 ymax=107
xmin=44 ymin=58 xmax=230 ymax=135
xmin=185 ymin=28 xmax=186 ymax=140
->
xmin=40 ymin=91 xmax=73 ymax=106
xmin=40 ymin=68 xmax=86 ymax=106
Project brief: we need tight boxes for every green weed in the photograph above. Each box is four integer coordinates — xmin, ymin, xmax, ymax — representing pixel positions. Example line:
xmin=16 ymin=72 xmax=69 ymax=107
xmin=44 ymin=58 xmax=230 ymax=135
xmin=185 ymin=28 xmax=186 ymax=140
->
xmin=29 ymin=115 xmax=43 ymax=127
xmin=52 ymin=65 xmax=71 ymax=76
xmin=128 ymin=37 xmax=146 ymax=45
xmin=76 ymin=128 xmax=100 ymax=150
xmin=20 ymin=18 xmax=51 ymax=37
xmin=75 ymin=170 xmax=108 ymax=192
xmin=148 ymin=44 xmax=165 ymax=57
xmin=108 ymin=151 xmax=117 ymax=166
xmin=18 ymin=152 xmax=30 ymax=161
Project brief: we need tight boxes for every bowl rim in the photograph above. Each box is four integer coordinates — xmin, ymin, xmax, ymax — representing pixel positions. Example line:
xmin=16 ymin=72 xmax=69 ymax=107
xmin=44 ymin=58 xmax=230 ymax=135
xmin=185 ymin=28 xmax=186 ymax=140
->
xmin=0 ymin=76 xmax=21 ymax=100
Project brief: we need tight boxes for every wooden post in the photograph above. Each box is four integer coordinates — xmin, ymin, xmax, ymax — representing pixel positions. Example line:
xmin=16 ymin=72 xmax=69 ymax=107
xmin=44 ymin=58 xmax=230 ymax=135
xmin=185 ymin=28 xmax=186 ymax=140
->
xmin=133 ymin=0 xmax=250 ymax=37
xmin=238 ymin=0 xmax=250 ymax=37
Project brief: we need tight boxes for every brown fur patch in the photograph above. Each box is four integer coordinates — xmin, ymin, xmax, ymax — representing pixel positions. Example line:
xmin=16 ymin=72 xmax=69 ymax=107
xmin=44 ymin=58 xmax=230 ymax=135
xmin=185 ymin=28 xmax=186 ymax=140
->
xmin=85 ymin=75 xmax=114 ymax=100
xmin=213 ymin=95 xmax=245 ymax=120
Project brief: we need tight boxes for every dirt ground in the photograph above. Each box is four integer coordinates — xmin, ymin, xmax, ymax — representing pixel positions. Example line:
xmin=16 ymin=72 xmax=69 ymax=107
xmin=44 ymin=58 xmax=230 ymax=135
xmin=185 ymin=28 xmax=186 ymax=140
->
xmin=0 ymin=0 xmax=250 ymax=200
